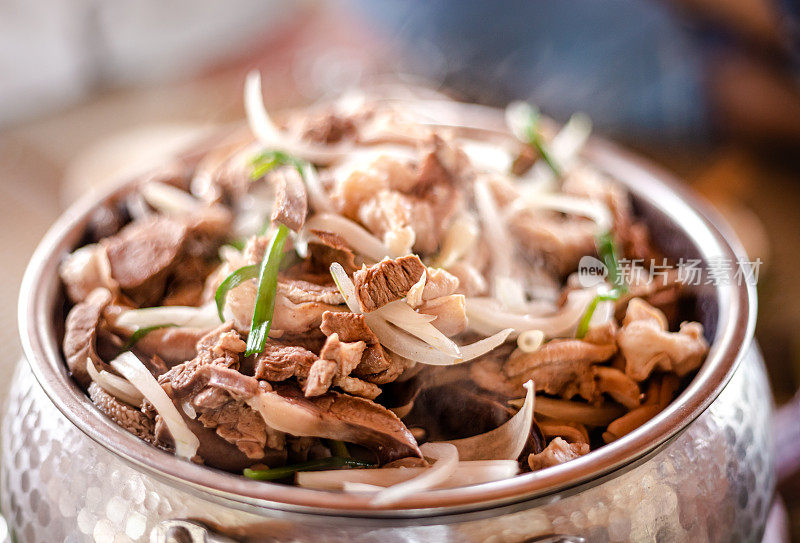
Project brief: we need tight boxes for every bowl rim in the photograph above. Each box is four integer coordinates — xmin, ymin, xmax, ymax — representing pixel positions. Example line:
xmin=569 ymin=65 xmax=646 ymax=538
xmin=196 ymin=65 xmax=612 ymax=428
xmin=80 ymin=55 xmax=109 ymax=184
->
xmin=17 ymin=113 xmax=756 ymax=518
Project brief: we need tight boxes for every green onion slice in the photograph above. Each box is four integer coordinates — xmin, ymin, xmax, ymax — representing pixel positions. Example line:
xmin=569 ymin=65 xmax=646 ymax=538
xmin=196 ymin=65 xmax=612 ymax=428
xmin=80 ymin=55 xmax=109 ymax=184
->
xmin=595 ymin=231 xmax=627 ymax=293
xmin=250 ymin=150 xmax=304 ymax=180
xmin=575 ymin=291 xmax=621 ymax=339
xmin=245 ymin=224 xmax=290 ymax=356
xmin=214 ymin=264 xmax=259 ymax=321
xmin=120 ymin=324 xmax=177 ymax=352
xmin=243 ymin=457 xmax=372 ymax=481
xmin=523 ymin=107 xmax=561 ymax=177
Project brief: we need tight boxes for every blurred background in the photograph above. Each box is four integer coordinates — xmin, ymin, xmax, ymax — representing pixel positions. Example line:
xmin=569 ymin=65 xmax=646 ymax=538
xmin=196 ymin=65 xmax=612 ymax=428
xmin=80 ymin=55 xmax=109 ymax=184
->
xmin=1 ymin=0 xmax=799 ymax=538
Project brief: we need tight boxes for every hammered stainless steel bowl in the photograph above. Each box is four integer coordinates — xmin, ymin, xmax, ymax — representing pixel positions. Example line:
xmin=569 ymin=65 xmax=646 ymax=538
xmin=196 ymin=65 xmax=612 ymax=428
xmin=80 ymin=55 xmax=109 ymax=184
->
xmin=2 ymin=114 xmax=769 ymax=542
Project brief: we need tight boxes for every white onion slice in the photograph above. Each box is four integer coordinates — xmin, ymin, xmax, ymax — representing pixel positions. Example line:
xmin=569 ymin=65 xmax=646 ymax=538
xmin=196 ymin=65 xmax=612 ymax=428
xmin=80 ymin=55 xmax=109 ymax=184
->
xmin=245 ymin=71 xmax=350 ymax=165
xmin=140 ymin=181 xmax=201 ymax=215
xmin=431 ymin=213 xmax=479 ymax=269
xmin=505 ymin=193 xmax=612 ymax=234
xmin=115 ymin=303 xmax=219 ymax=330
xmin=374 ymin=300 xmax=461 ymax=357
xmin=370 ymin=442 xmax=459 ymax=505
xmin=298 ymin=460 xmax=519 ymax=491
xmin=473 ymin=178 xmax=513 ymax=285
xmin=330 ymin=263 xmax=360 ymax=313
xmin=466 ymin=289 xmax=596 ymax=338
xmin=109 ymin=352 xmax=199 ymax=459
xmin=443 ymin=380 xmax=534 ymax=461
xmin=306 ymin=214 xmax=390 ymax=262
xmin=458 ymin=139 xmax=513 ymax=174
xmin=86 ymin=357 xmax=144 ymax=406
xmin=456 ymin=328 xmax=514 ymax=362
xmin=299 ymin=163 xmax=335 ymax=213
xmin=517 ymin=329 xmax=545 ymax=353
xmin=365 ymin=315 xmax=461 ymax=365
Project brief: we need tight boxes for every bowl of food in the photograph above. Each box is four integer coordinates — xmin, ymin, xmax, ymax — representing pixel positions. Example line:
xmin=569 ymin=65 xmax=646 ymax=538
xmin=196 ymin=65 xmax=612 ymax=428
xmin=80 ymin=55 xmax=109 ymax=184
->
xmin=3 ymin=75 xmax=768 ymax=542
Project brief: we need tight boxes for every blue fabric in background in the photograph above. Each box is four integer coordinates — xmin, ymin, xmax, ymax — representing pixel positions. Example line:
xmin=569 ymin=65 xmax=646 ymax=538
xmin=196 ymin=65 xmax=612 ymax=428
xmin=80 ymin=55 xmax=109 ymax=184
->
xmin=352 ymin=0 xmax=711 ymax=144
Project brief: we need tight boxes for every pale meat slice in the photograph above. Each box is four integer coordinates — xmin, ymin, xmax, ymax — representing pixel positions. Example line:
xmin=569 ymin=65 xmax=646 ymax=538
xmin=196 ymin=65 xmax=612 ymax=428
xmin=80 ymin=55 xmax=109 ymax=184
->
xmin=303 ymin=333 xmax=379 ymax=399
xmin=250 ymin=339 xmax=318 ymax=382
xmin=617 ymin=298 xmax=708 ymax=381
xmin=254 ymin=382 xmax=421 ymax=464
xmin=320 ymin=311 xmax=391 ymax=377
xmin=353 ymin=255 xmax=426 ymax=312
xmin=510 ymin=213 xmax=596 ymax=276
xmin=528 ymin=437 xmax=590 ymax=471
xmin=270 ymin=167 xmax=308 ymax=232
xmin=59 ymin=244 xmax=117 ymax=304
xmin=63 ymin=288 xmax=113 ymax=388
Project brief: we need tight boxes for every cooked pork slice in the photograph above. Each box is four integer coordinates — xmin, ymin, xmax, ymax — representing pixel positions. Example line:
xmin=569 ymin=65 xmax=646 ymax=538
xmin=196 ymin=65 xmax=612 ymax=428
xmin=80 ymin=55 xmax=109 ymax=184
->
xmin=197 ymin=397 xmax=273 ymax=459
xmin=353 ymin=255 xmax=427 ymax=312
xmin=249 ymin=339 xmax=318 ymax=381
xmin=510 ymin=213 xmax=596 ymax=276
xmin=88 ymin=382 xmax=154 ymax=442
xmin=617 ymin=298 xmax=708 ymax=381
xmin=320 ymin=311 xmax=392 ymax=377
xmin=277 ymin=276 xmax=345 ymax=305
xmin=528 ymin=437 xmax=590 ymax=471
xmin=270 ymin=167 xmax=308 ymax=232
xmin=160 ymin=323 xmax=245 ymax=392
xmin=102 ymin=216 xmax=187 ymax=305
xmin=302 ymin=333 xmax=379 ymax=399
xmin=63 ymin=288 xmax=113 ymax=388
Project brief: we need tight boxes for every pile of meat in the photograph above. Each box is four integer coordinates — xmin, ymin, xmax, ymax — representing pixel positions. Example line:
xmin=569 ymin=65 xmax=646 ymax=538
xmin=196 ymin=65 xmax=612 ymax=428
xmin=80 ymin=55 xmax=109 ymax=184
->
xmin=59 ymin=87 xmax=709 ymax=486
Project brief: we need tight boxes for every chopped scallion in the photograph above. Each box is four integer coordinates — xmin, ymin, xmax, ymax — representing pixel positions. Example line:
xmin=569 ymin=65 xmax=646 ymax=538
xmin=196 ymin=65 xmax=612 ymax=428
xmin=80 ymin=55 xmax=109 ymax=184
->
xmin=523 ymin=107 xmax=561 ymax=177
xmin=243 ymin=457 xmax=372 ymax=481
xmin=214 ymin=264 xmax=260 ymax=321
xmin=245 ymin=224 xmax=290 ymax=356
xmin=595 ymin=231 xmax=627 ymax=293
xmin=120 ymin=324 xmax=177 ymax=352
xmin=250 ymin=150 xmax=304 ymax=180
xmin=576 ymin=291 xmax=621 ymax=339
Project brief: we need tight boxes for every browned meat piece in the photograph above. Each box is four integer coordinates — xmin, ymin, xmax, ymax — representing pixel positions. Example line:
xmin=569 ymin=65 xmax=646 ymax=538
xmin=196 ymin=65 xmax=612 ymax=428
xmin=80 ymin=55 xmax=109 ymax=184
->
xmin=270 ymin=167 xmax=308 ymax=232
xmin=303 ymin=359 xmax=338 ymax=398
xmin=159 ymin=323 xmax=245 ymax=393
xmin=224 ymin=276 xmax=341 ymax=335
xmin=510 ymin=213 xmax=597 ymax=276
xmin=615 ymin=269 xmax=682 ymax=326
xmin=413 ymin=134 xmax=470 ymax=194
xmin=88 ymin=382 xmax=154 ymax=442
xmin=301 ymin=111 xmax=356 ymax=144
xmin=307 ymin=229 xmax=357 ymax=274
xmin=528 ymin=437 xmax=590 ymax=471
xmin=320 ymin=311 xmax=391 ymax=377
xmin=249 ymin=339 xmax=318 ymax=381
xmin=102 ymin=216 xmax=187 ymax=306
xmin=617 ymin=298 xmax=708 ymax=381
xmin=353 ymin=255 xmax=426 ymax=312
xmin=162 ymin=256 xmax=218 ymax=307
xmin=320 ymin=333 xmax=366 ymax=377
xmin=277 ymin=276 xmax=345 ymax=306
xmin=253 ymin=382 xmax=421 ymax=464
xmin=510 ymin=144 xmax=538 ymax=176
xmin=197 ymin=398 xmax=271 ymax=459
xmin=132 ymin=327 xmax=208 ymax=367
xmin=302 ymin=333 xmax=379 ymax=399
xmin=59 ymin=244 xmax=117 ymax=304
xmin=504 ymin=333 xmax=618 ymax=401
xmin=63 ymin=288 xmax=113 ymax=388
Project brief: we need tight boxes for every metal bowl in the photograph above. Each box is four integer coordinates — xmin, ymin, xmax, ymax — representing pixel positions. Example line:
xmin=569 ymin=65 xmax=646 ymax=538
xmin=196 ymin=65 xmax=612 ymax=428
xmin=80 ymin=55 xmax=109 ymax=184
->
xmin=2 ymin=117 xmax=770 ymax=542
